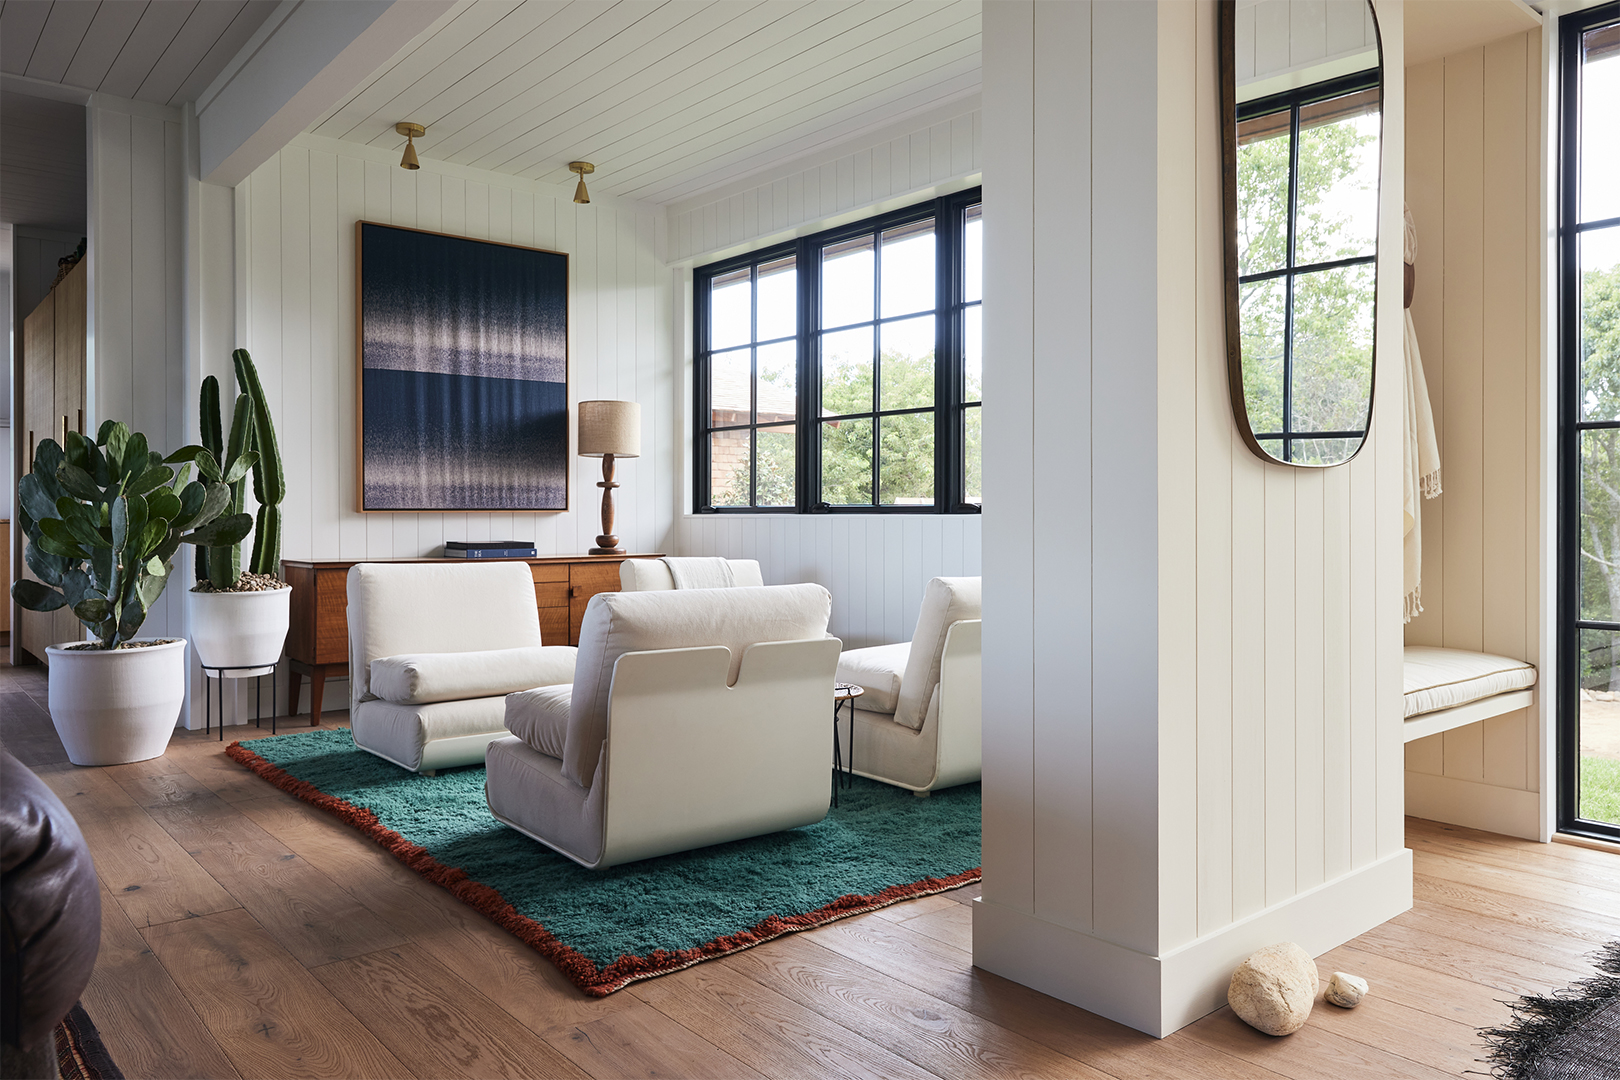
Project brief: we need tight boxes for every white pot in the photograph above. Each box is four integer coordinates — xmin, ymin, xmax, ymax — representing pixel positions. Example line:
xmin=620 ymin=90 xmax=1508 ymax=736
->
xmin=189 ymin=586 xmax=291 ymax=677
xmin=46 ymin=638 xmax=188 ymax=766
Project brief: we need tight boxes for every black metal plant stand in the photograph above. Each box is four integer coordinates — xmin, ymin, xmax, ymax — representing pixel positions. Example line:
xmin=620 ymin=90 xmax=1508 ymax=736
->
xmin=202 ymin=660 xmax=281 ymax=740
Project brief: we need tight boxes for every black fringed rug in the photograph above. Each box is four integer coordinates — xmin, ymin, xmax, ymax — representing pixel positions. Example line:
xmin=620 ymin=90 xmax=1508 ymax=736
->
xmin=1481 ymin=941 xmax=1620 ymax=1079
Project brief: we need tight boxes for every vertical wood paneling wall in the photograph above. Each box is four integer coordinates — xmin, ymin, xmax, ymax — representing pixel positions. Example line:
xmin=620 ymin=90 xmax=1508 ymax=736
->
xmin=1403 ymin=32 xmax=1543 ymax=840
xmin=233 ymin=134 xmax=674 ymax=570
xmin=666 ymin=105 xmax=981 ymax=265
xmin=974 ymin=0 xmax=1409 ymax=1038
xmin=668 ymin=108 xmax=984 ymax=650
xmin=1233 ymin=0 xmax=1379 ymax=85
xmin=87 ymin=99 xmax=186 ymax=640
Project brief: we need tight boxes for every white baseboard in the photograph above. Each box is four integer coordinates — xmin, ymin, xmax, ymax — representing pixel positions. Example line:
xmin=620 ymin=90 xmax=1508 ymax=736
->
xmin=972 ymin=849 xmax=1413 ymax=1037
xmin=1405 ymin=771 xmax=1540 ymax=840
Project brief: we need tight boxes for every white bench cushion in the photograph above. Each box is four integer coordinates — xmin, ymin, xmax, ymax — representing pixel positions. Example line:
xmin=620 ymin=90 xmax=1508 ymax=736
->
xmin=1403 ymin=646 xmax=1537 ymax=718
xmin=505 ymin=684 xmax=573 ymax=761
xmin=370 ymin=646 xmax=577 ymax=705
xmin=835 ymin=642 xmax=911 ymax=714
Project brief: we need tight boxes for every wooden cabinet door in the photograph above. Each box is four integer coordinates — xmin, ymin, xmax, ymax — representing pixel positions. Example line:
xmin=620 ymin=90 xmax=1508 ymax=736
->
xmin=531 ymin=564 xmax=570 ymax=645
xmin=568 ymin=561 xmax=623 ymax=644
xmin=19 ymin=296 xmax=56 ymax=660
xmin=50 ymin=263 xmax=87 ymax=647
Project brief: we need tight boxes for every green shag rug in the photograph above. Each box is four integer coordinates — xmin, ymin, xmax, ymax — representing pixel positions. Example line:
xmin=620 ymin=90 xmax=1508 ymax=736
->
xmin=227 ymin=729 xmax=980 ymax=995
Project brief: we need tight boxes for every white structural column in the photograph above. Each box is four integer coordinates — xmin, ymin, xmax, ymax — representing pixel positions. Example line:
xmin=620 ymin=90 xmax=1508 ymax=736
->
xmin=974 ymin=0 xmax=1413 ymax=1038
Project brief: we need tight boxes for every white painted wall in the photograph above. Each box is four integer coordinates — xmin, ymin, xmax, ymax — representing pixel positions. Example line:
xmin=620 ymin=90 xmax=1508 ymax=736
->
xmin=1403 ymin=30 xmax=1545 ymax=840
xmin=972 ymin=0 xmax=1410 ymax=1038
xmin=667 ymin=105 xmax=985 ymax=650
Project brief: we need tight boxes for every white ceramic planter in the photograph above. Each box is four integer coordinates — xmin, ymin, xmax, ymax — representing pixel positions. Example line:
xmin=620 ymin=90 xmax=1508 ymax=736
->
xmin=46 ymin=638 xmax=187 ymax=766
xmin=189 ymin=586 xmax=291 ymax=677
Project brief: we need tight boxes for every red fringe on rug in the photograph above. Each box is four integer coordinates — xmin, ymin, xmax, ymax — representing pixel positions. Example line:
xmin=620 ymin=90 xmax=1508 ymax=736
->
xmin=225 ymin=740 xmax=981 ymax=996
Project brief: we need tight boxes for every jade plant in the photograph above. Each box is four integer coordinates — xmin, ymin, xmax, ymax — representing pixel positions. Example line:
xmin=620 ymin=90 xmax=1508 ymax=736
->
xmin=171 ymin=349 xmax=286 ymax=589
xmin=11 ymin=422 xmax=253 ymax=649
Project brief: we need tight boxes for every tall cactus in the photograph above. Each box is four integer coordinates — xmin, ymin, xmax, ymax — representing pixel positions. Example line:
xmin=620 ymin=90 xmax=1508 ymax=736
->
xmin=171 ymin=348 xmax=282 ymax=588
xmin=234 ymin=349 xmax=284 ymax=578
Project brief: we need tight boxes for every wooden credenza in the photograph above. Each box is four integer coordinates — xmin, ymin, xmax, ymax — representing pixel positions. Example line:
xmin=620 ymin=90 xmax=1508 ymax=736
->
xmin=281 ymin=554 xmax=662 ymax=723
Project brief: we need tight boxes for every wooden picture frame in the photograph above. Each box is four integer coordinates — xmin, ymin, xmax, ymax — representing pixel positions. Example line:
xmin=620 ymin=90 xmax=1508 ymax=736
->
xmin=355 ymin=221 xmax=569 ymax=512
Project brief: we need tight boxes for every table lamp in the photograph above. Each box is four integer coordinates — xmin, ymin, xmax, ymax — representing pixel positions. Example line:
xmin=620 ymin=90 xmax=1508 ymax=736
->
xmin=577 ymin=400 xmax=641 ymax=555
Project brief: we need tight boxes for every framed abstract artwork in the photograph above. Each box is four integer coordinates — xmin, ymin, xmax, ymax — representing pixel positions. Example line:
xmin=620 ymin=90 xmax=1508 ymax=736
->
xmin=356 ymin=222 xmax=569 ymax=512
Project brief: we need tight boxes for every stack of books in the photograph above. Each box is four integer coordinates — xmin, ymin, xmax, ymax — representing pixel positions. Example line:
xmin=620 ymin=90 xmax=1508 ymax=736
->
xmin=443 ymin=540 xmax=538 ymax=559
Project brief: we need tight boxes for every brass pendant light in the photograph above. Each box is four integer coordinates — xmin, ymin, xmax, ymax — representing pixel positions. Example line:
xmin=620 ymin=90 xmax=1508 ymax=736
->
xmin=569 ymin=161 xmax=595 ymax=204
xmin=396 ymin=122 xmax=425 ymax=170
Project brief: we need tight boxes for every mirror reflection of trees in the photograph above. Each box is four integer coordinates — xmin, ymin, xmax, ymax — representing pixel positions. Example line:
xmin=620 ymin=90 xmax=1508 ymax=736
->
xmin=1235 ymin=84 xmax=1379 ymax=465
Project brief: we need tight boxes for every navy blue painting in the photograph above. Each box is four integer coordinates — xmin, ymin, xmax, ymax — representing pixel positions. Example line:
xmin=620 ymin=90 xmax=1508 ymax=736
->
xmin=358 ymin=222 xmax=568 ymax=511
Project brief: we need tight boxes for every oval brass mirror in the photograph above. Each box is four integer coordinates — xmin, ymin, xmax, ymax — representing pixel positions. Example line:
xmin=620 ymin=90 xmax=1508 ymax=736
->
xmin=1220 ymin=0 xmax=1383 ymax=467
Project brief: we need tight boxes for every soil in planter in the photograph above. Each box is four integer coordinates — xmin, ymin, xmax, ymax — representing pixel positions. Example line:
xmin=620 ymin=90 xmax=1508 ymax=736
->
xmin=63 ymin=640 xmax=182 ymax=651
xmin=192 ymin=572 xmax=287 ymax=594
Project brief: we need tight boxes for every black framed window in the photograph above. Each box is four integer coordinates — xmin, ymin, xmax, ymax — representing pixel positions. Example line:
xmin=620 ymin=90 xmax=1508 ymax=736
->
xmin=1236 ymin=71 xmax=1380 ymax=464
xmin=1558 ymin=2 xmax=1620 ymax=843
xmin=695 ymin=188 xmax=983 ymax=513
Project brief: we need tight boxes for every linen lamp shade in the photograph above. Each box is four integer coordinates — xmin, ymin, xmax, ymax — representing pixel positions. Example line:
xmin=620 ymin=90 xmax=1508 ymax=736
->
xmin=577 ymin=400 xmax=640 ymax=458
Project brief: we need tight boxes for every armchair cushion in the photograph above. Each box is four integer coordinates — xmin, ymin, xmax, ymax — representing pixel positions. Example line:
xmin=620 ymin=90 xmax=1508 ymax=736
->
xmin=505 ymin=684 xmax=574 ymax=761
xmin=619 ymin=558 xmax=765 ymax=591
xmin=563 ymin=583 xmax=833 ymax=787
xmin=370 ymin=646 xmax=577 ymax=705
xmin=835 ymin=641 xmax=910 ymax=714
xmin=894 ymin=577 xmax=981 ymax=730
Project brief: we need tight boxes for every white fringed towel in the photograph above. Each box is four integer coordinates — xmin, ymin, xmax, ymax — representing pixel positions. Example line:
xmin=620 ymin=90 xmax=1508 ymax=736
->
xmin=664 ymin=557 xmax=736 ymax=590
xmin=1403 ymin=207 xmax=1442 ymax=623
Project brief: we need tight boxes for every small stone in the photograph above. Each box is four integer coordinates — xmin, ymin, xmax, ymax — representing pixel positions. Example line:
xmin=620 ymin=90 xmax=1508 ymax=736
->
xmin=1228 ymin=942 xmax=1319 ymax=1036
xmin=1325 ymin=971 xmax=1368 ymax=1008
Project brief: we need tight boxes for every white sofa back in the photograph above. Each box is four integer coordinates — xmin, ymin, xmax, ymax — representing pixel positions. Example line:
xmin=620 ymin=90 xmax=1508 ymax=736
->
xmin=347 ymin=562 xmax=542 ymax=705
xmin=562 ymin=583 xmax=831 ymax=787
xmin=618 ymin=558 xmax=765 ymax=591
xmin=895 ymin=576 xmax=981 ymax=730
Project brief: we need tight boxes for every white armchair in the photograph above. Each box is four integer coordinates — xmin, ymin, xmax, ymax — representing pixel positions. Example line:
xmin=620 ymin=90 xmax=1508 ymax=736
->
xmin=485 ymin=583 xmax=840 ymax=868
xmin=618 ymin=557 xmax=764 ymax=591
xmin=835 ymin=576 xmax=981 ymax=794
xmin=346 ymin=562 xmax=577 ymax=774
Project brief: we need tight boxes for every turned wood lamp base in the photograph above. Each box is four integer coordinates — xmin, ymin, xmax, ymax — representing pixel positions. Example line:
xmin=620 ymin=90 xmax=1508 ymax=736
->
xmin=590 ymin=453 xmax=625 ymax=555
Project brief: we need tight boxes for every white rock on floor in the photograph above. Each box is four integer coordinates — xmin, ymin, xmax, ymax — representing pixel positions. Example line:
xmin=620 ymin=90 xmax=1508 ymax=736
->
xmin=1325 ymin=971 xmax=1369 ymax=1008
xmin=1228 ymin=942 xmax=1320 ymax=1036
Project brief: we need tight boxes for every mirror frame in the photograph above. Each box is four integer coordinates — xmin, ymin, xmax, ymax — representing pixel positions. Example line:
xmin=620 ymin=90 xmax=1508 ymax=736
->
xmin=1218 ymin=0 xmax=1385 ymax=469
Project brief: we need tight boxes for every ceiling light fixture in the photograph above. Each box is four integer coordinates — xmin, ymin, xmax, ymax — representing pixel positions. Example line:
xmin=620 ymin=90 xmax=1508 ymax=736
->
xmin=396 ymin=122 xmax=425 ymax=170
xmin=569 ymin=161 xmax=594 ymax=204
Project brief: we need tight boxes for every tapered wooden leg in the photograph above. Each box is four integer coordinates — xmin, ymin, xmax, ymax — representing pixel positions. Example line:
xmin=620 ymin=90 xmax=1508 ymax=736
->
xmin=289 ymin=670 xmax=303 ymax=717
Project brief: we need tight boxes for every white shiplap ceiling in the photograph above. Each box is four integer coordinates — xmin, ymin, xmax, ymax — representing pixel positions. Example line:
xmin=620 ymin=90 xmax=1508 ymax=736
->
xmin=0 ymin=0 xmax=278 ymax=106
xmin=311 ymin=0 xmax=982 ymax=205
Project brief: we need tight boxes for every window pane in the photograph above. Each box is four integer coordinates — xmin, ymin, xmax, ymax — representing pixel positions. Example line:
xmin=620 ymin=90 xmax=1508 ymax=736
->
xmin=964 ymin=304 xmax=982 ymax=402
xmin=757 ymin=256 xmax=797 ymax=341
xmin=756 ymin=424 xmax=796 ymax=508
xmin=1292 ymin=436 xmax=1362 ymax=465
xmin=1581 ymin=427 xmax=1620 ymax=623
xmin=1578 ymin=628 xmax=1620 ymax=826
xmin=823 ymin=235 xmax=874 ymax=328
xmin=1258 ymin=437 xmax=1285 ymax=461
xmin=756 ymin=340 xmax=797 ymax=425
xmin=964 ymin=204 xmax=982 ymax=303
xmin=1236 ymin=109 xmax=1290 ymax=276
xmin=822 ymin=325 xmax=874 ymax=417
xmin=1293 ymin=88 xmax=1381 ymax=266
xmin=710 ymin=430 xmax=751 ymax=507
xmin=1239 ymin=278 xmax=1286 ymax=435
xmin=880 ymin=219 xmax=936 ymax=318
xmin=963 ymin=405 xmax=982 ymax=505
xmin=1291 ymin=264 xmax=1375 ymax=436
xmin=711 ymin=268 xmax=751 ymax=351
xmin=1580 ymin=225 xmax=1620 ymax=422
xmin=879 ymin=413 xmax=934 ymax=506
xmin=710 ymin=346 xmax=752 ymax=428
xmin=1581 ymin=25 xmax=1620 ymax=223
xmin=880 ymin=314 xmax=936 ymax=411
xmin=822 ymin=417 xmax=872 ymax=505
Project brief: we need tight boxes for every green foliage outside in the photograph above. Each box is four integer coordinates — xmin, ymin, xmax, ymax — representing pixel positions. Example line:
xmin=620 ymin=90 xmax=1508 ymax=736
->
xmin=737 ymin=346 xmax=939 ymax=507
xmin=1580 ymin=265 xmax=1620 ymax=696
xmin=1580 ymin=754 xmax=1620 ymax=825
xmin=1237 ymin=108 xmax=1377 ymax=458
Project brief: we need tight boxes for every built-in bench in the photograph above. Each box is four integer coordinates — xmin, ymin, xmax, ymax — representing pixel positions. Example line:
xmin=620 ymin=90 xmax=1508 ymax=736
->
xmin=1403 ymin=646 xmax=1537 ymax=743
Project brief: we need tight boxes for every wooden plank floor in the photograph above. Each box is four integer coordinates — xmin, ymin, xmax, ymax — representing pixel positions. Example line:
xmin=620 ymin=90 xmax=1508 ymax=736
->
xmin=5 ymin=658 xmax=1618 ymax=1079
